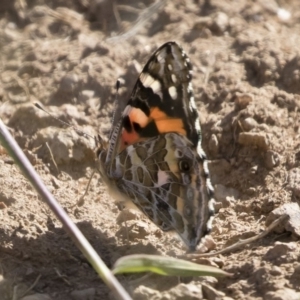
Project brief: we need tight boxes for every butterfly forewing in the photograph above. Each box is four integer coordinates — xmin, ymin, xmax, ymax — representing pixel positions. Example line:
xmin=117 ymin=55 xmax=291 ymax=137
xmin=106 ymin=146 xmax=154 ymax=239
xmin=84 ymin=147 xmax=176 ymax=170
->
xmin=118 ymin=42 xmax=202 ymax=153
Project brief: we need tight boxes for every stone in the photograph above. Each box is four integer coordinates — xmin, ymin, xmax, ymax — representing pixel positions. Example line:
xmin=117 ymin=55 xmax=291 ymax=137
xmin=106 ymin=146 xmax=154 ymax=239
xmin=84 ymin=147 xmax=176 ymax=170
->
xmin=269 ymin=266 xmax=283 ymax=276
xmin=264 ymin=242 xmax=297 ymax=261
xmin=21 ymin=294 xmax=52 ymax=300
xmin=79 ymin=90 xmax=95 ymax=102
xmin=265 ymin=203 xmax=300 ymax=237
xmin=167 ymin=283 xmax=203 ymax=300
xmin=202 ymin=283 xmax=225 ymax=300
xmin=214 ymin=184 xmax=240 ymax=205
xmin=234 ymin=93 xmax=253 ymax=110
xmin=291 ymin=264 xmax=300 ymax=282
xmin=265 ymin=150 xmax=280 ymax=169
xmin=265 ymin=288 xmax=300 ymax=300
xmin=116 ymin=209 xmax=140 ymax=225
xmin=288 ymin=168 xmax=300 ymax=197
xmin=241 ymin=117 xmax=258 ymax=131
xmin=238 ymin=132 xmax=269 ymax=150
xmin=133 ymin=285 xmax=159 ymax=300
xmin=59 ymin=74 xmax=79 ymax=93
xmin=211 ymin=12 xmax=229 ymax=35
xmin=70 ymin=288 xmax=96 ymax=300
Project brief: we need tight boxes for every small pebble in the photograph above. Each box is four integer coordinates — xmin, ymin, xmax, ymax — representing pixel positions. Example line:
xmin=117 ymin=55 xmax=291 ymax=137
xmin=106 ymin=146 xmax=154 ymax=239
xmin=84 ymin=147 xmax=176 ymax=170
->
xmin=270 ymin=266 xmax=283 ymax=276
xmin=79 ymin=90 xmax=95 ymax=102
xmin=241 ymin=117 xmax=258 ymax=131
xmin=214 ymin=184 xmax=240 ymax=204
xmin=264 ymin=242 xmax=297 ymax=261
xmin=265 ymin=288 xmax=300 ymax=300
xmin=202 ymin=283 xmax=225 ymax=300
xmin=238 ymin=132 xmax=269 ymax=150
xmin=266 ymin=203 xmax=300 ymax=237
xmin=291 ymin=264 xmax=300 ymax=281
xmin=211 ymin=12 xmax=229 ymax=35
xmin=133 ymin=286 xmax=159 ymax=300
xmin=288 ymin=168 xmax=300 ymax=197
xmin=59 ymin=74 xmax=79 ymax=93
xmin=70 ymin=288 xmax=96 ymax=300
xmin=116 ymin=209 xmax=140 ymax=225
xmin=265 ymin=150 xmax=280 ymax=169
xmin=235 ymin=93 xmax=253 ymax=110
xmin=168 ymin=283 xmax=203 ymax=300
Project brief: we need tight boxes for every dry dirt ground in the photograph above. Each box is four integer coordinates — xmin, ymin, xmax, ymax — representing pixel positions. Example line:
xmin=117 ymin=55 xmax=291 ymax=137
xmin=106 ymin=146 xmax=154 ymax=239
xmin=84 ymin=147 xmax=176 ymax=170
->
xmin=0 ymin=0 xmax=300 ymax=299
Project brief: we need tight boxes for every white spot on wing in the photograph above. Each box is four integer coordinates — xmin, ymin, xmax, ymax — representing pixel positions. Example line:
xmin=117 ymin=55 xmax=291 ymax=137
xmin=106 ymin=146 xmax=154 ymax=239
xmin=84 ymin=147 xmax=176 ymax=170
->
xmin=156 ymin=49 xmax=168 ymax=67
xmin=140 ymin=73 xmax=155 ymax=88
xmin=168 ymin=86 xmax=177 ymax=100
xmin=155 ymin=169 xmax=169 ymax=187
xmin=195 ymin=119 xmax=201 ymax=131
xmin=197 ymin=145 xmax=206 ymax=159
xmin=203 ymin=160 xmax=209 ymax=175
xmin=151 ymin=80 xmax=162 ymax=94
xmin=206 ymin=178 xmax=214 ymax=192
xmin=140 ymin=72 xmax=162 ymax=96
xmin=171 ymin=74 xmax=177 ymax=83
xmin=122 ymin=105 xmax=132 ymax=116
xmin=208 ymin=198 xmax=215 ymax=211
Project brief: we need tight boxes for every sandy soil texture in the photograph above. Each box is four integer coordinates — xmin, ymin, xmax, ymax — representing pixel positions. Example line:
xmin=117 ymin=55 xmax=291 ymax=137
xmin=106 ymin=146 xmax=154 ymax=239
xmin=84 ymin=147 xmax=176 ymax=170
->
xmin=0 ymin=1 xmax=300 ymax=299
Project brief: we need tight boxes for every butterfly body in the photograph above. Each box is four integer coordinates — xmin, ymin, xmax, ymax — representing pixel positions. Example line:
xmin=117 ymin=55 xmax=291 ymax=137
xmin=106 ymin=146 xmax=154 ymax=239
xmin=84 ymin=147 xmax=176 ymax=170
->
xmin=97 ymin=42 xmax=214 ymax=251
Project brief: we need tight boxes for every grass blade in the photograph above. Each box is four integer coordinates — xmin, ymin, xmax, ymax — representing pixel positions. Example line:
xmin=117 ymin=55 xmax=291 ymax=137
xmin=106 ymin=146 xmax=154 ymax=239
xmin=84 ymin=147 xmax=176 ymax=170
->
xmin=113 ymin=254 xmax=231 ymax=277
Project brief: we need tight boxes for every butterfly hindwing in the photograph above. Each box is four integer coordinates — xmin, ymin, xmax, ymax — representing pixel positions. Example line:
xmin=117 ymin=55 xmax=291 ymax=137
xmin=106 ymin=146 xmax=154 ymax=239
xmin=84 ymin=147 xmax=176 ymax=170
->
xmin=115 ymin=133 xmax=212 ymax=250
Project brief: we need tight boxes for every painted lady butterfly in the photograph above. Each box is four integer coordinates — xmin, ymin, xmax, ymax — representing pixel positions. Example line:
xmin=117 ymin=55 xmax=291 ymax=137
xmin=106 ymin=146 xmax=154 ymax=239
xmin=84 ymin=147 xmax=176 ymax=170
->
xmin=96 ymin=42 xmax=215 ymax=251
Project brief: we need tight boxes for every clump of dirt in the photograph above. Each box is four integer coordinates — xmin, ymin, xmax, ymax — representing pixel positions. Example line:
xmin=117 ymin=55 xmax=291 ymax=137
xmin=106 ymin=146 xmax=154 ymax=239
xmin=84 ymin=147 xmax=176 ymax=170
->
xmin=0 ymin=0 xmax=300 ymax=299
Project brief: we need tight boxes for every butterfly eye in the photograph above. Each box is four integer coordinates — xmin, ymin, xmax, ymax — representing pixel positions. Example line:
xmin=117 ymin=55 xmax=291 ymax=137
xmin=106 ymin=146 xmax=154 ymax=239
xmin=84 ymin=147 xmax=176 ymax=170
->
xmin=179 ymin=160 xmax=191 ymax=172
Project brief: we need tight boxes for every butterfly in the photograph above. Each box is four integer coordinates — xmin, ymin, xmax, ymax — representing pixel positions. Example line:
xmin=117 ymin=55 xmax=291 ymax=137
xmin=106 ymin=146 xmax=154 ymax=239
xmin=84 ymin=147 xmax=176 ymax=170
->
xmin=96 ymin=41 xmax=215 ymax=251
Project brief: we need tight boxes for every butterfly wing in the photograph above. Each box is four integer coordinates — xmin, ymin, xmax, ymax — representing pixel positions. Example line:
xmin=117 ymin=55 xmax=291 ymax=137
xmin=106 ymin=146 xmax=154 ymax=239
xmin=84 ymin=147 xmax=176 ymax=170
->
xmin=115 ymin=133 xmax=212 ymax=251
xmin=114 ymin=42 xmax=202 ymax=154
xmin=100 ymin=42 xmax=214 ymax=251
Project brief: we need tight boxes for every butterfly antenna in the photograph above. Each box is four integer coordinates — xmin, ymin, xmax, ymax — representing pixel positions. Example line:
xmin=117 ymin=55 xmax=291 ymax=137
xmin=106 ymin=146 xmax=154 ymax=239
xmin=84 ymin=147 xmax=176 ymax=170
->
xmin=34 ymin=102 xmax=94 ymax=140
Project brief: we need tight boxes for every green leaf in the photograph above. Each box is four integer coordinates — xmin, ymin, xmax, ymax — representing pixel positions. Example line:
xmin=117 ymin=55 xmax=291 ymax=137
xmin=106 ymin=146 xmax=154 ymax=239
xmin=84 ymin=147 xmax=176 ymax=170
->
xmin=112 ymin=254 xmax=230 ymax=277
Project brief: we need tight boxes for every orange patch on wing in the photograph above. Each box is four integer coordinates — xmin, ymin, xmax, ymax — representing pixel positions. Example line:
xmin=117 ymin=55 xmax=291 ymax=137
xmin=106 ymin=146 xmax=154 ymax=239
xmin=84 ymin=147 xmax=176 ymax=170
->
xmin=129 ymin=108 xmax=149 ymax=127
xmin=120 ymin=129 xmax=140 ymax=151
xmin=119 ymin=106 xmax=186 ymax=152
xmin=156 ymin=119 xmax=186 ymax=135
xmin=150 ymin=107 xmax=186 ymax=135
xmin=119 ymin=107 xmax=150 ymax=151
xmin=149 ymin=107 xmax=168 ymax=120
